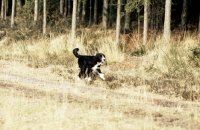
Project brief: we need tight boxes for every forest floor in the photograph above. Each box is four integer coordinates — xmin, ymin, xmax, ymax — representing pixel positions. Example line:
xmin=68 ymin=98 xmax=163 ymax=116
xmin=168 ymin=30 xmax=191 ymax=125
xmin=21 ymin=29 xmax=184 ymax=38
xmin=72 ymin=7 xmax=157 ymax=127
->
xmin=0 ymin=60 xmax=200 ymax=130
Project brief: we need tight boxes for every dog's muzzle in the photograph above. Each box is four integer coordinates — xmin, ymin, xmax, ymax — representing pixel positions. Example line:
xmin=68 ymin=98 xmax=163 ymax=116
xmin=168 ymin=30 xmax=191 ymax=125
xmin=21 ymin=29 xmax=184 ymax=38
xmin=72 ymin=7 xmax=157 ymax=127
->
xmin=101 ymin=56 xmax=106 ymax=63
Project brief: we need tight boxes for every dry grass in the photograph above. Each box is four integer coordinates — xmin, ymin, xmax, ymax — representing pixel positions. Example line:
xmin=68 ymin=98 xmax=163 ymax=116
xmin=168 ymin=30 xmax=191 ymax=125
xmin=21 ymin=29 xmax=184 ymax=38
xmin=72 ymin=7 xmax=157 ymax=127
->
xmin=1 ymin=74 xmax=200 ymax=130
xmin=0 ymin=29 xmax=200 ymax=129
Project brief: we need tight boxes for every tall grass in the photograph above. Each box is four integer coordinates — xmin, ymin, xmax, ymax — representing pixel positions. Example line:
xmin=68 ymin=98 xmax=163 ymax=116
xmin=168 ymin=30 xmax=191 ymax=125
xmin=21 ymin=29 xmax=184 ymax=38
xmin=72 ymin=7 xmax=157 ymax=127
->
xmin=1 ymin=29 xmax=200 ymax=129
xmin=144 ymin=35 xmax=200 ymax=99
xmin=0 ymin=30 xmax=124 ymax=67
xmin=0 ymin=29 xmax=200 ymax=100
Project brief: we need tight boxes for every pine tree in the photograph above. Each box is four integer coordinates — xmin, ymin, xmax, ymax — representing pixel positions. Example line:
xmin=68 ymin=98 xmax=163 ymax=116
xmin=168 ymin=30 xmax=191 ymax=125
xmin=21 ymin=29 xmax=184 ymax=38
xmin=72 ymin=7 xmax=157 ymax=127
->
xmin=124 ymin=0 xmax=131 ymax=33
xmin=181 ymin=0 xmax=188 ymax=31
xmin=43 ymin=0 xmax=47 ymax=34
xmin=103 ymin=0 xmax=108 ymax=29
xmin=71 ymin=0 xmax=77 ymax=41
xmin=143 ymin=0 xmax=148 ymax=46
xmin=11 ymin=0 xmax=15 ymax=28
xmin=94 ymin=0 xmax=98 ymax=25
xmin=82 ymin=0 xmax=87 ymax=22
xmin=198 ymin=10 xmax=200 ymax=39
xmin=115 ymin=0 xmax=121 ymax=44
xmin=34 ymin=0 xmax=38 ymax=25
xmin=1 ymin=0 xmax=4 ymax=20
xmin=163 ymin=0 xmax=171 ymax=43
xmin=60 ymin=0 xmax=64 ymax=15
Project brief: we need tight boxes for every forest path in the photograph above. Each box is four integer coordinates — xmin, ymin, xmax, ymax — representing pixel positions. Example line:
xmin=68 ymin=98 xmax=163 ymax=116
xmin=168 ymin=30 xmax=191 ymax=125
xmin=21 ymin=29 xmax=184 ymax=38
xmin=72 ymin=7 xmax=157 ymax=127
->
xmin=0 ymin=60 xmax=200 ymax=129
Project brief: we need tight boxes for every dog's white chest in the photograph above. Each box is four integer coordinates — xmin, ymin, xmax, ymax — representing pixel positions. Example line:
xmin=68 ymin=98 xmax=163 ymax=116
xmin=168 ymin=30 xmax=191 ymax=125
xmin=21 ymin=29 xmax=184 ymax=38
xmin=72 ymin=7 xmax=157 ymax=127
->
xmin=92 ymin=63 xmax=101 ymax=71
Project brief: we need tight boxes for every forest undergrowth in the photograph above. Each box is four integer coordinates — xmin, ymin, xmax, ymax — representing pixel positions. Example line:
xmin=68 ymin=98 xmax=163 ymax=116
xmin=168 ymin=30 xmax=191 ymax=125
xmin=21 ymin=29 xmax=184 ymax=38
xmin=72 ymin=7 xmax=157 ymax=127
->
xmin=0 ymin=26 xmax=200 ymax=101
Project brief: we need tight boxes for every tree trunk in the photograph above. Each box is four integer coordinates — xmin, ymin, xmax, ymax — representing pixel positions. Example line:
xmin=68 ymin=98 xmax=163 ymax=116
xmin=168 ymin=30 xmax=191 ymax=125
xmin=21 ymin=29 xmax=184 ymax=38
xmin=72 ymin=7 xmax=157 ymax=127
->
xmin=150 ymin=0 xmax=153 ymax=30
xmin=108 ymin=0 xmax=114 ymax=27
xmin=115 ymin=0 xmax=121 ymax=44
xmin=43 ymin=0 xmax=47 ymax=34
xmin=163 ymin=0 xmax=171 ymax=43
xmin=34 ymin=0 xmax=38 ymax=25
xmin=63 ymin=0 xmax=67 ymax=17
xmin=11 ymin=0 xmax=15 ymax=28
xmin=103 ymin=0 xmax=108 ymax=29
xmin=1 ymin=0 xmax=4 ymax=20
xmin=94 ymin=0 xmax=97 ymax=25
xmin=4 ymin=0 xmax=7 ymax=20
xmin=81 ymin=0 xmax=86 ymax=22
xmin=143 ymin=0 xmax=148 ymax=46
xmin=67 ymin=0 xmax=71 ymax=17
xmin=198 ymin=10 xmax=200 ymax=39
xmin=16 ymin=0 xmax=22 ymax=16
xmin=124 ymin=0 xmax=131 ymax=33
xmin=137 ymin=2 xmax=140 ymax=42
xmin=88 ymin=0 xmax=92 ymax=26
xmin=60 ymin=0 xmax=64 ymax=15
xmin=77 ymin=0 xmax=81 ymax=21
xmin=181 ymin=0 xmax=188 ymax=31
xmin=71 ymin=0 xmax=77 ymax=41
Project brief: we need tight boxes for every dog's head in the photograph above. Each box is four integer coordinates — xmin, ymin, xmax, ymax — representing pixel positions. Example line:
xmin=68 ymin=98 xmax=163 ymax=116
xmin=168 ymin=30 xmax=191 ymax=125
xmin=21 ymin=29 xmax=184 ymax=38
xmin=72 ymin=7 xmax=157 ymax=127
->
xmin=95 ymin=53 xmax=106 ymax=63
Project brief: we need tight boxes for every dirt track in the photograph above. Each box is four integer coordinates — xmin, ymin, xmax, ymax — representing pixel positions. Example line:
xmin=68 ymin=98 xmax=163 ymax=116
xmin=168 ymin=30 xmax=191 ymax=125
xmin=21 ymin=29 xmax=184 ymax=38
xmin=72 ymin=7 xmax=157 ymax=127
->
xmin=1 ymin=61 xmax=200 ymax=129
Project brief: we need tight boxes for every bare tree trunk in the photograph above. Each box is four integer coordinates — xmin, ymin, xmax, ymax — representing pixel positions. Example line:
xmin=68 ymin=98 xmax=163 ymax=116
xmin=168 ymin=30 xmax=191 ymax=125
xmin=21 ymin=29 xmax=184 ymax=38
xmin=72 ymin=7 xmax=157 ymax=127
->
xmin=77 ymin=0 xmax=81 ymax=21
xmin=94 ymin=0 xmax=97 ymax=25
xmin=34 ymin=0 xmax=38 ymax=25
xmin=60 ymin=0 xmax=64 ymax=15
xmin=71 ymin=0 xmax=77 ymax=41
xmin=150 ymin=0 xmax=154 ymax=30
xmin=63 ymin=0 xmax=67 ymax=17
xmin=108 ymin=0 xmax=114 ymax=27
xmin=181 ymin=0 xmax=188 ymax=31
xmin=163 ymin=0 xmax=171 ymax=43
xmin=115 ymin=0 xmax=121 ymax=44
xmin=4 ymin=0 xmax=7 ymax=20
xmin=81 ymin=0 xmax=86 ymax=22
xmin=16 ymin=0 xmax=22 ymax=16
xmin=43 ymin=0 xmax=47 ymax=34
xmin=198 ymin=10 xmax=200 ymax=39
xmin=103 ymin=0 xmax=108 ymax=29
xmin=1 ymin=0 xmax=4 ymax=20
xmin=137 ymin=2 xmax=140 ymax=42
xmin=124 ymin=0 xmax=131 ymax=33
xmin=124 ymin=14 xmax=130 ymax=32
xmin=68 ymin=0 xmax=71 ymax=17
xmin=88 ymin=0 xmax=92 ymax=26
xmin=143 ymin=0 xmax=148 ymax=46
xmin=11 ymin=0 xmax=15 ymax=28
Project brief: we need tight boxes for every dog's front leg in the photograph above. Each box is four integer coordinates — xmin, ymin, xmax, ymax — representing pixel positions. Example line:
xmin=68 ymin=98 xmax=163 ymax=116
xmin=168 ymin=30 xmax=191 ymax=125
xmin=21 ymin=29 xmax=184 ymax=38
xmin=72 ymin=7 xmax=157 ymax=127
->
xmin=99 ymin=73 xmax=105 ymax=80
xmin=96 ymin=69 xmax=105 ymax=80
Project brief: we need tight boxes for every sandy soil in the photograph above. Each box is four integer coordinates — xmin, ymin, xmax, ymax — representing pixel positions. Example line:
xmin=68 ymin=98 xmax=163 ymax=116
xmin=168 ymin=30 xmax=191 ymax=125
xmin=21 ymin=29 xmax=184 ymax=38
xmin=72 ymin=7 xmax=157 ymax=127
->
xmin=0 ymin=60 xmax=200 ymax=129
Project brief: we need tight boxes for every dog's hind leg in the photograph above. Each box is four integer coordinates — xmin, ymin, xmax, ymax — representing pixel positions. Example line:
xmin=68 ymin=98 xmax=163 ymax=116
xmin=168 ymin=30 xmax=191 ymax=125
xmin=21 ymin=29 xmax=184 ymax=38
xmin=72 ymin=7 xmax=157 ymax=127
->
xmin=86 ymin=68 xmax=92 ymax=82
xmin=78 ymin=66 xmax=86 ymax=79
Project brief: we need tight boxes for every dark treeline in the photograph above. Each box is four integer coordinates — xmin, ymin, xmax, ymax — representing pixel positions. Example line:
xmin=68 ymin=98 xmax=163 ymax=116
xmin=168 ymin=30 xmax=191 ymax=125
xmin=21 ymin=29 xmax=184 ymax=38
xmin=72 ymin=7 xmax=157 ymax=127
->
xmin=1 ymin=0 xmax=200 ymax=35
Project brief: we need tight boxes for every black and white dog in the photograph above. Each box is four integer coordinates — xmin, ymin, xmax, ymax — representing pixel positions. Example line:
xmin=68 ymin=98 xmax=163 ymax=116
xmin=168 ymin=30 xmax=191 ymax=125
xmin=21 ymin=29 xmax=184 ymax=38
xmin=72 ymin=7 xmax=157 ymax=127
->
xmin=73 ymin=48 xmax=106 ymax=81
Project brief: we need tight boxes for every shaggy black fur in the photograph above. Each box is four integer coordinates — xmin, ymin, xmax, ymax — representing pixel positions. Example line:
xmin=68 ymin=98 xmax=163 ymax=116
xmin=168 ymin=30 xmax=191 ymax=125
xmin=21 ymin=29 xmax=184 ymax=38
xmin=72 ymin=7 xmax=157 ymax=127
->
xmin=73 ymin=48 xmax=106 ymax=81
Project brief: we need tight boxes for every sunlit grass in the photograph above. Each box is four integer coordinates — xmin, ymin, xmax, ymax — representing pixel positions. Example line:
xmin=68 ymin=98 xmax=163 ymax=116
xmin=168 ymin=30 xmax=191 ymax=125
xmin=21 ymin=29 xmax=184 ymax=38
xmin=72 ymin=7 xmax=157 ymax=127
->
xmin=0 ymin=29 xmax=200 ymax=129
xmin=1 ymin=80 xmax=199 ymax=130
xmin=0 ymin=30 xmax=200 ymax=98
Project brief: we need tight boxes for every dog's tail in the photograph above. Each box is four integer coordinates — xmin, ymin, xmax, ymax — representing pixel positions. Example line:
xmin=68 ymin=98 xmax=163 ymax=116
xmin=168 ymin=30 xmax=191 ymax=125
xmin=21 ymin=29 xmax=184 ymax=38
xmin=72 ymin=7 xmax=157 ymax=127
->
xmin=73 ymin=48 xmax=81 ymax=58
